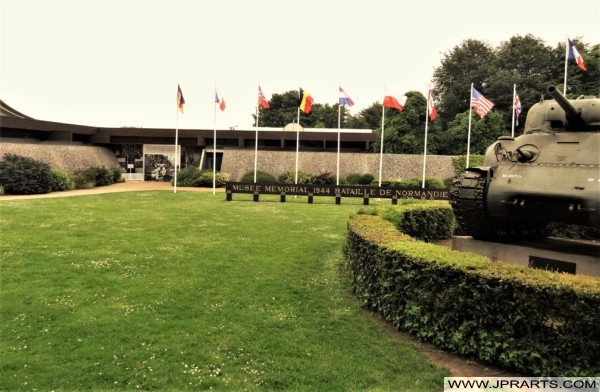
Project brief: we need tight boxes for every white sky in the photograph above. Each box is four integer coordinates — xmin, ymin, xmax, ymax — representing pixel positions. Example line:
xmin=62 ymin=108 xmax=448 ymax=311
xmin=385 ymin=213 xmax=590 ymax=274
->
xmin=1 ymin=0 xmax=599 ymax=130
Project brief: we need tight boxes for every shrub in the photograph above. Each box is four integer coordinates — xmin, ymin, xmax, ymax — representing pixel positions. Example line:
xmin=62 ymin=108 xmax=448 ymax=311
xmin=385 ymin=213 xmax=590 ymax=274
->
xmin=399 ymin=178 xmax=421 ymax=188
xmin=72 ymin=166 xmax=116 ymax=189
xmin=175 ymin=167 xmax=202 ymax=187
xmin=358 ymin=173 xmax=375 ymax=185
xmin=109 ymin=165 xmax=123 ymax=183
xmin=313 ymin=171 xmax=336 ymax=185
xmin=51 ymin=168 xmax=73 ymax=191
xmin=196 ymin=170 xmax=227 ymax=187
xmin=452 ymin=154 xmax=484 ymax=175
xmin=278 ymin=170 xmax=315 ymax=184
xmin=240 ymin=170 xmax=276 ymax=183
xmin=0 ymin=153 xmax=53 ymax=195
xmin=345 ymin=173 xmax=362 ymax=185
xmin=424 ymin=176 xmax=446 ymax=189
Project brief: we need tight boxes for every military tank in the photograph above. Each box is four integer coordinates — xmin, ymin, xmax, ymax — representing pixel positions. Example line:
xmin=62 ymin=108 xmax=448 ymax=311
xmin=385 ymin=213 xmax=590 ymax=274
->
xmin=449 ymin=85 xmax=600 ymax=240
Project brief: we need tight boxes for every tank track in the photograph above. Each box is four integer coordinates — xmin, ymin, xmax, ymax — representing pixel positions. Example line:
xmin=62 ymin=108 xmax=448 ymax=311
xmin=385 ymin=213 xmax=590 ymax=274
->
xmin=449 ymin=170 xmax=548 ymax=241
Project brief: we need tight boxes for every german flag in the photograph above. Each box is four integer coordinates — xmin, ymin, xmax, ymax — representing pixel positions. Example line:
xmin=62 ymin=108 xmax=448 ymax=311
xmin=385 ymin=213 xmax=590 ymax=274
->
xmin=298 ymin=88 xmax=313 ymax=114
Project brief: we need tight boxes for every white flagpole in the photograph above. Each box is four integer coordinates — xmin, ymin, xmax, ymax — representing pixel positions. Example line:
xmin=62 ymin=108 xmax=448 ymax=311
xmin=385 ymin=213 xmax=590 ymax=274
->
xmin=563 ymin=37 xmax=569 ymax=94
xmin=511 ymin=84 xmax=516 ymax=138
xmin=174 ymin=101 xmax=179 ymax=194
xmin=295 ymin=105 xmax=300 ymax=185
xmin=421 ymin=88 xmax=430 ymax=188
xmin=336 ymin=84 xmax=341 ymax=186
xmin=378 ymin=92 xmax=385 ymax=187
xmin=466 ymin=83 xmax=474 ymax=168
xmin=254 ymin=104 xmax=259 ymax=183
xmin=213 ymin=82 xmax=217 ymax=195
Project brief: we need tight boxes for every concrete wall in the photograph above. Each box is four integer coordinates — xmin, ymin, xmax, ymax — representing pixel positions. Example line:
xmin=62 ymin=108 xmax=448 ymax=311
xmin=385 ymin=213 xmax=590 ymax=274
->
xmin=221 ymin=149 xmax=456 ymax=182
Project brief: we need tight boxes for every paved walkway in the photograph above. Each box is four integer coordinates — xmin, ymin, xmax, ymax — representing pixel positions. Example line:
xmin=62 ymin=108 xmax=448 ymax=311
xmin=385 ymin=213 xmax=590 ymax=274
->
xmin=0 ymin=181 xmax=224 ymax=200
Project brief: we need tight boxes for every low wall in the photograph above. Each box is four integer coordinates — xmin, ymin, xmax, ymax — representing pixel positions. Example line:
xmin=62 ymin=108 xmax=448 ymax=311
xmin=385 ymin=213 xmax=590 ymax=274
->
xmin=221 ymin=149 xmax=455 ymax=182
xmin=0 ymin=142 xmax=119 ymax=173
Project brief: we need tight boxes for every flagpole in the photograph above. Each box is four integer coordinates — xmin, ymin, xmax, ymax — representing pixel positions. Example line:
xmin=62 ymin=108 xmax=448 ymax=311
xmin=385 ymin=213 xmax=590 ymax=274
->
xmin=213 ymin=82 xmax=217 ymax=195
xmin=563 ymin=37 xmax=569 ymax=94
xmin=511 ymin=84 xmax=516 ymax=138
xmin=336 ymin=84 xmax=341 ymax=186
xmin=421 ymin=88 xmax=430 ymax=188
xmin=378 ymin=93 xmax=385 ymax=187
xmin=254 ymin=104 xmax=259 ymax=183
xmin=295 ymin=105 xmax=300 ymax=185
xmin=174 ymin=102 xmax=179 ymax=194
xmin=466 ymin=83 xmax=474 ymax=168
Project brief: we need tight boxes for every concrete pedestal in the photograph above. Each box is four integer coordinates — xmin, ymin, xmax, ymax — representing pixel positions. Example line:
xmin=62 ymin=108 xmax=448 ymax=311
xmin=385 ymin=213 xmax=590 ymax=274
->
xmin=451 ymin=236 xmax=600 ymax=278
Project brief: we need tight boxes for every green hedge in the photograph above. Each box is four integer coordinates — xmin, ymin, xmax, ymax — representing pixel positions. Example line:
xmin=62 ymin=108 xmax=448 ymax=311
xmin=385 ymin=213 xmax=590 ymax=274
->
xmin=345 ymin=207 xmax=600 ymax=376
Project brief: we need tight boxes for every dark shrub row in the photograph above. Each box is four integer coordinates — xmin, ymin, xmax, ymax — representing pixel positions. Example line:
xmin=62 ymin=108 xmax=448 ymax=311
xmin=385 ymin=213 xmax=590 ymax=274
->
xmin=0 ymin=153 xmax=123 ymax=195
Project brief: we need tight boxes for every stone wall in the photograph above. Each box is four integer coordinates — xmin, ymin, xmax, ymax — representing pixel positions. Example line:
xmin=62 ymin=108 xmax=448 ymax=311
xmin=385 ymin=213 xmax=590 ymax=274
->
xmin=0 ymin=142 xmax=119 ymax=173
xmin=0 ymin=142 xmax=456 ymax=182
xmin=221 ymin=149 xmax=456 ymax=182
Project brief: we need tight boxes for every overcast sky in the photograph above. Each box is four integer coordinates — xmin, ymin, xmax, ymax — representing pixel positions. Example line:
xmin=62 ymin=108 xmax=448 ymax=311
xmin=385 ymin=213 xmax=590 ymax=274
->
xmin=1 ymin=0 xmax=599 ymax=130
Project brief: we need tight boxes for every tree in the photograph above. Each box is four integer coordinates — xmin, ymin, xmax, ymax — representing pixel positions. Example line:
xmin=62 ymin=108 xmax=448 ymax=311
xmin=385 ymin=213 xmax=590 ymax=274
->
xmin=442 ymin=110 xmax=505 ymax=155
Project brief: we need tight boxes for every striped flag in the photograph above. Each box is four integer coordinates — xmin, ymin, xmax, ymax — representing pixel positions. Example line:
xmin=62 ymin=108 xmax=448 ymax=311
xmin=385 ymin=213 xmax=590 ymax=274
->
xmin=258 ymin=85 xmax=270 ymax=109
xmin=215 ymin=90 xmax=226 ymax=111
xmin=298 ymin=88 xmax=313 ymax=113
xmin=339 ymin=86 xmax=354 ymax=107
xmin=568 ymin=38 xmax=587 ymax=72
xmin=427 ymin=90 xmax=437 ymax=121
xmin=177 ymin=84 xmax=185 ymax=113
xmin=471 ymin=87 xmax=494 ymax=118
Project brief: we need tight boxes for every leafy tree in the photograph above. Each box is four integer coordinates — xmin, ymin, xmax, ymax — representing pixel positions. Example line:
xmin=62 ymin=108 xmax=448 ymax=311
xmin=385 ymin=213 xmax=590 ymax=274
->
xmin=443 ymin=110 xmax=505 ymax=155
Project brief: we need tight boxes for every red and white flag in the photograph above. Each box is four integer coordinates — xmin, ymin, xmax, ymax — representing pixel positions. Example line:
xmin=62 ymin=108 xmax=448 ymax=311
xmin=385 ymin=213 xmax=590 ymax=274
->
xmin=568 ymin=38 xmax=587 ymax=72
xmin=383 ymin=89 xmax=405 ymax=111
xmin=215 ymin=90 xmax=226 ymax=111
xmin=258 ymin=85 xmax=270 ymax=109
xmin=427 ymin=90 xmax=437 ymax=121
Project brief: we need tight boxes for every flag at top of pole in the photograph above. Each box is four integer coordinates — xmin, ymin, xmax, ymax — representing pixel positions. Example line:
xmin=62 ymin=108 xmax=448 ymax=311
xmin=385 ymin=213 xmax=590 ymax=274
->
xmin=258 ymin=85 xmax=270 ymax=109
xmin=215 ymin=90 xmax=226 ymax=111
xmin=471 ymin=87 xmax=494 ymax=118
xmin=568 ymin=38 xmax=588 ymax=72
xmin=339 ymin=86 xmax=354 ymax=107
xmin=177 ymin=84 xmax=185 ymax=113
xmin=427 ymin=90 xmax=437 ymax=121
xmin=298 ymin=88 xmax=313 ymax=113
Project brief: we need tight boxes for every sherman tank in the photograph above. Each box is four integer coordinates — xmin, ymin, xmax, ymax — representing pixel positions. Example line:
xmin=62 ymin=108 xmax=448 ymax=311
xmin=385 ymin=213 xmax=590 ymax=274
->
xmin=449 ymin=85 xmax=600 ymax=240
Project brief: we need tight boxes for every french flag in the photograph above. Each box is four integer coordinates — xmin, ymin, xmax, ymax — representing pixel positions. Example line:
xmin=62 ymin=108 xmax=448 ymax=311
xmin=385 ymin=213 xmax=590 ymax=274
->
xmin=339 ymin=86 xmax=354 ymax=107
xmin=568 ymin=38 xmax=587 ymax=72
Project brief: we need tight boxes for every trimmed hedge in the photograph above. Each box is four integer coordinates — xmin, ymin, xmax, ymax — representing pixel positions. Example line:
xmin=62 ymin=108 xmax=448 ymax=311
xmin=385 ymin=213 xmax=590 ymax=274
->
xmin=345 ymin=206 xmax=600 ymax=376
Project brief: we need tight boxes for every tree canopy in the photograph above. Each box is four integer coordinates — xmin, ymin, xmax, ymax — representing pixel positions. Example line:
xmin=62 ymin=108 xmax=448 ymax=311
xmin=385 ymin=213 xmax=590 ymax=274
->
xmin=254 ymin=34 xmax=599 ymax=155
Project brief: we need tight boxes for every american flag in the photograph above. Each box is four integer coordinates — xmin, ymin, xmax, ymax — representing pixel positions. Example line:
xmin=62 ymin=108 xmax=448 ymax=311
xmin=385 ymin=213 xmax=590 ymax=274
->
xmin=471 ymin=88 xmax=494 ymax=118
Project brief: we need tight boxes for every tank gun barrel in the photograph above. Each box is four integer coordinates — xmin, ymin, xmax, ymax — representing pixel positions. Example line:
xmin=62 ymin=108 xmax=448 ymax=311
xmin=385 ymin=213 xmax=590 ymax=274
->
xmin=547 ymin=86 xmax=581 ymax=121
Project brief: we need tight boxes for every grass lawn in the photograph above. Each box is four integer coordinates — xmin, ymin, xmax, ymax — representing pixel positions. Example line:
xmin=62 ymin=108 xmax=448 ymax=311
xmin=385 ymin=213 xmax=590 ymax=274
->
xmin=0 ymin=191 xmax=449 ymax=391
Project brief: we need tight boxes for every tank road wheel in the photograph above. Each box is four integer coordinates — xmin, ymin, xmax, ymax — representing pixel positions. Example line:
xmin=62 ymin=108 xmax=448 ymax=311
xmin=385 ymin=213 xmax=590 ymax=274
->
xmin=450 ymin=171 xmax=549 ymax=241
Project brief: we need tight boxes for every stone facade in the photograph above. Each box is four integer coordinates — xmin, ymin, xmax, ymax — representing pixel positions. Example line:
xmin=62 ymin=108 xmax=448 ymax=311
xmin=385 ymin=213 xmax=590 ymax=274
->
xmin=221 ymin=149 xmax=456 ymax=182
xmin=0 ymin=142 xmax=456 ymax=182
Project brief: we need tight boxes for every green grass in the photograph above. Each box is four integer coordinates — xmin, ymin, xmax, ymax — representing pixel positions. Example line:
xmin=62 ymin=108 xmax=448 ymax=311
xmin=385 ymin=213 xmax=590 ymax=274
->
xmin=0 ymin=191 xmax=449 ymax=391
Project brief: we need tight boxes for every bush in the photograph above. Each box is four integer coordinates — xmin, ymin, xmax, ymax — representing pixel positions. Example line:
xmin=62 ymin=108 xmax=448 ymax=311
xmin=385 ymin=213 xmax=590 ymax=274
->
xmin=109 ymin=165 xmax=123 ymax=183
xmin=240 ymin=170 xmax=276 ymax=183
xmin=278 ymin=170 xmax=315 ymax=184
xmin=51 ymin=168 xmax=73 ymax=191
xmin=196 ymin=170 xmax=227 ymax=187
xmin=358 ymin=173 xmax=375 ymax=185
xmin=452 ymin=154 xmax=484 ymax=175
xmin=0 ymin=153 xmax=53 ymax=195
xmin=345 ymin=173 xmax=362 ymax=185
xmin=423 ymin=176 xmax=446 ymax=189
xmin=313 ymin=171 xmax=336 ymax=185
xmin=175 ymin=167 xmax=202 ymax=187
xmin=72 ymin=166 xmax=116 ymax=189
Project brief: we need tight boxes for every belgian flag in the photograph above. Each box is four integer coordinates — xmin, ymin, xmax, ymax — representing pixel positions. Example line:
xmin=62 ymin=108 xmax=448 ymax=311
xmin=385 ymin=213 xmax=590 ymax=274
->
xmin=298 ymin=88 xmax=313 ymax=114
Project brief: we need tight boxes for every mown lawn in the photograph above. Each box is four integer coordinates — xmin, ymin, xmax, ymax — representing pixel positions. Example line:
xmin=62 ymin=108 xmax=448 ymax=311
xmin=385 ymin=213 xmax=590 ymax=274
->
xmin=0 ymin=191 xmax=449 ymax=391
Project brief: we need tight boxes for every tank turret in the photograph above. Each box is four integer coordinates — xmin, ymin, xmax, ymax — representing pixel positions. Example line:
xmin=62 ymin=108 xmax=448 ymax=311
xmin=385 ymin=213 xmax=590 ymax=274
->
xmin=449 ymin=86 xmax=600 ymax=241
